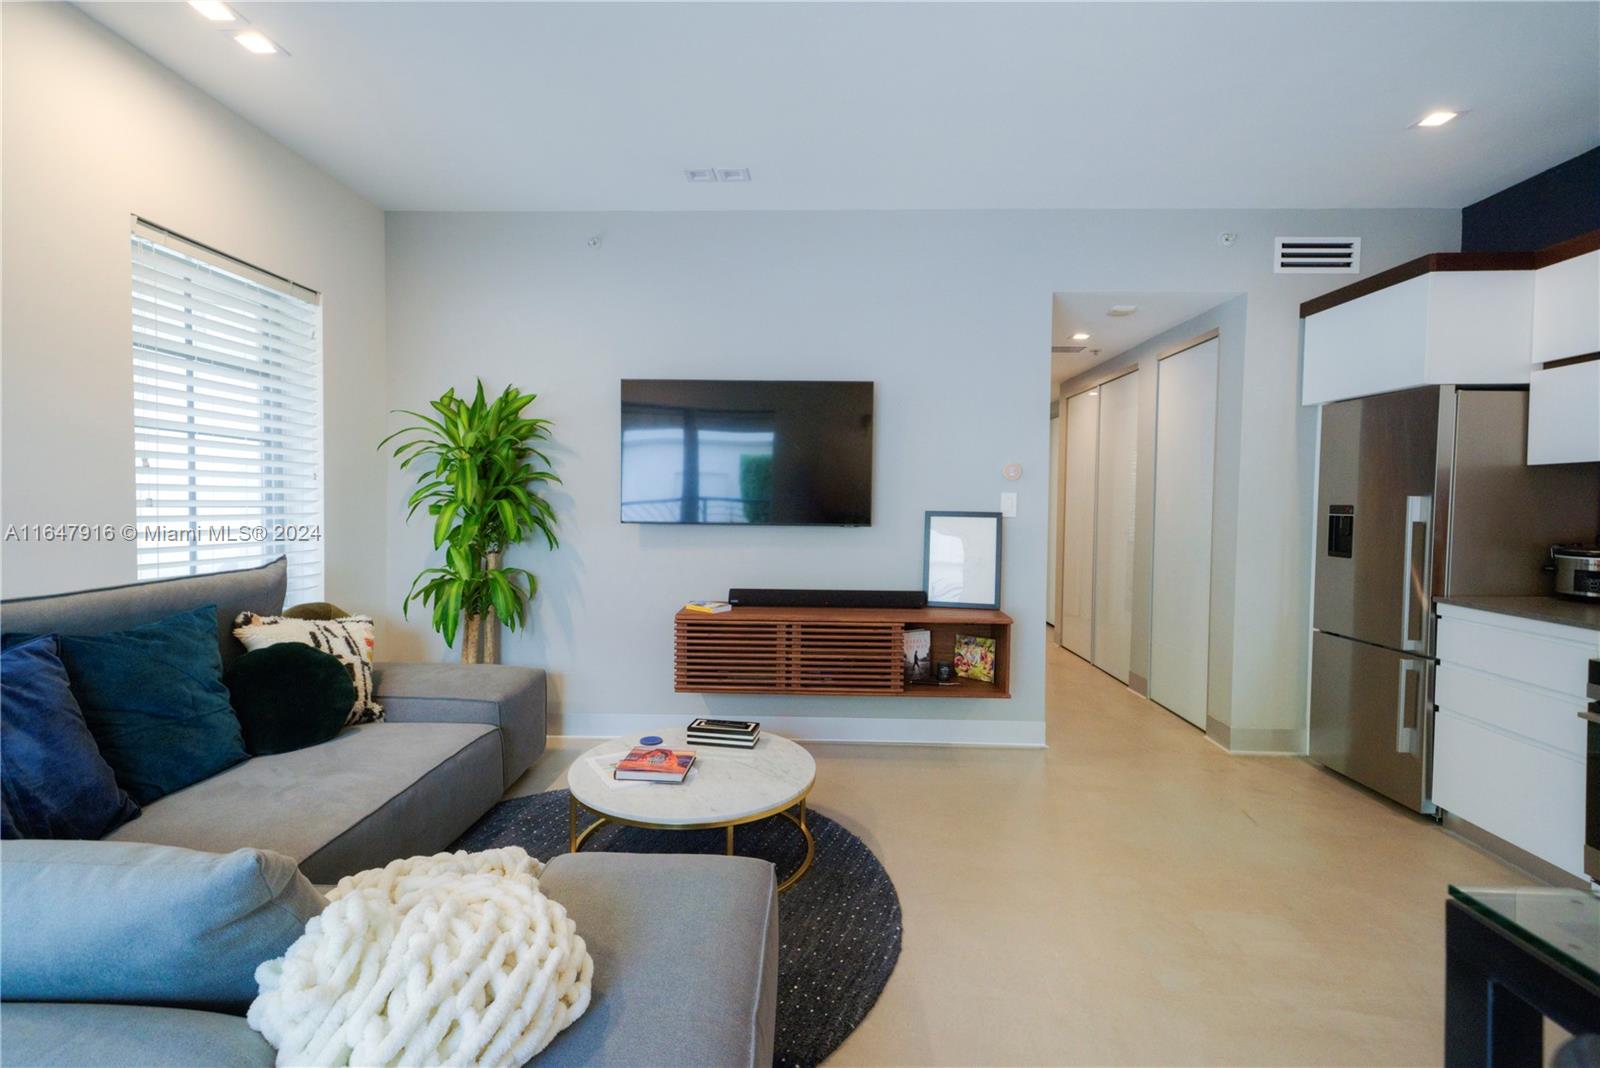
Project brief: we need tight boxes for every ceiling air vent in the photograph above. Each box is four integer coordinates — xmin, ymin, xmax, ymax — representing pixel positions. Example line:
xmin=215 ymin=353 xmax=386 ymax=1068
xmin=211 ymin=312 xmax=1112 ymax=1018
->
xmin=1052 ymin=345 xmax=1087 ymax=354
xmin=1275 ymin=237 xmax=1360 ymax=274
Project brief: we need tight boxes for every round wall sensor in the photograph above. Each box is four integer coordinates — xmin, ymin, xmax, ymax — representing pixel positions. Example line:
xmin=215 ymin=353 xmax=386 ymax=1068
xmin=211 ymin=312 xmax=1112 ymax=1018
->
xmin=1002 ymin=463 xmax=1022 ymax=481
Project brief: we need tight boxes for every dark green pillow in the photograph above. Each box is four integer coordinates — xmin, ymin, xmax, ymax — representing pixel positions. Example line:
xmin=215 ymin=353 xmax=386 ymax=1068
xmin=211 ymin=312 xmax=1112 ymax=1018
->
xmin=49 ymin=605 xmax=248 ymax=806
xmin=225 ymin=644 xmax=355 ymax=756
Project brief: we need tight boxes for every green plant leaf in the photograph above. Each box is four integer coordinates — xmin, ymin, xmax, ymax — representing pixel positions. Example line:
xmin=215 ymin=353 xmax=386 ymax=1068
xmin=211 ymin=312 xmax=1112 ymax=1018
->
xmin=432 ymin=500 xmax=460 ymax=548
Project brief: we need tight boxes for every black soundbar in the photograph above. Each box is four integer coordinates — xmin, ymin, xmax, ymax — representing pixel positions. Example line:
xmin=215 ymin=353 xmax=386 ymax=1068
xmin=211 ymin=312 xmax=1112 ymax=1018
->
xmin=728 ymin=588 xmax=928 ymax=609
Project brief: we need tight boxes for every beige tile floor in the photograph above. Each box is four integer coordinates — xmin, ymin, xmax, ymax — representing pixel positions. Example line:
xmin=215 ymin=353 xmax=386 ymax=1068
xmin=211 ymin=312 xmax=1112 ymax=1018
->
xmin=512 ymin=640 xmax=1534 ymax=1067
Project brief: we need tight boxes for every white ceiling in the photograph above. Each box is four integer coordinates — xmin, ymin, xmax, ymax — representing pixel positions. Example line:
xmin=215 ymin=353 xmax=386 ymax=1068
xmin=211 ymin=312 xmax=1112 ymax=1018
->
xmin=79 ymin=2 xmax=1600 ymax=213
xmin=1051 ymin=292 xmax=1234 ymax=384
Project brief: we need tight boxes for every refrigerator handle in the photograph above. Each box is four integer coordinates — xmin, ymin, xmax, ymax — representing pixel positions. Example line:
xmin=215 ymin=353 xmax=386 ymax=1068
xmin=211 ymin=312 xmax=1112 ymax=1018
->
xmin=1400 ymin=495 xmax=1431 ymax=653
xmin=1396 ymin=659 xmax=1422 ymax=755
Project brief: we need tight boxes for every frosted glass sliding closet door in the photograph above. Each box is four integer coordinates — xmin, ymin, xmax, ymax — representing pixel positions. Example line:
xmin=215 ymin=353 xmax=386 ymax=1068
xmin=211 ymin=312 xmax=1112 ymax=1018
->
xmin=1149 ymin=337 xmax=1219 ymax=729
xmin=1092 ymin=371 xmax=1138 ymax=683
xmin=1059 ymin=387 xmax=1099 ymax=660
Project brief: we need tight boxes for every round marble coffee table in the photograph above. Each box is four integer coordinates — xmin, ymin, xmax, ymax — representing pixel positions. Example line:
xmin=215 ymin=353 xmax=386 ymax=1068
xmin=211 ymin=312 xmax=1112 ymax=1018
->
xmin=566 ymin=729 xmax=817 ymax=891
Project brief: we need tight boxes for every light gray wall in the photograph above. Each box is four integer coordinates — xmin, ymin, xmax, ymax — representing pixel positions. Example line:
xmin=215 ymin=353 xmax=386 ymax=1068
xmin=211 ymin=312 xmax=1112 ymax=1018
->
xmin=1058 ymin=298 xmax=1258 ymax=743
xmin=385 ymin=209 xmax=1459 ymax=742
xmin=0 ymin=4 xmax=388 ymax=611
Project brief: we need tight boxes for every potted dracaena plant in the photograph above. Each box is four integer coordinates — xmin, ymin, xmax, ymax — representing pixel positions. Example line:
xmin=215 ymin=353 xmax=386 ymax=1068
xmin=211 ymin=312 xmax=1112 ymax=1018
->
xmin=381 ymin=381 xmax=559 ymax=663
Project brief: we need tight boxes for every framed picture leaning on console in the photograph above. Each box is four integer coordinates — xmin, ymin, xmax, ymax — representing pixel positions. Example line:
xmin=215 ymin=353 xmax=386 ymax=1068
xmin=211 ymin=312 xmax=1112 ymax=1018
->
xmin=922 ymin=511 xmax=1002 ymax=609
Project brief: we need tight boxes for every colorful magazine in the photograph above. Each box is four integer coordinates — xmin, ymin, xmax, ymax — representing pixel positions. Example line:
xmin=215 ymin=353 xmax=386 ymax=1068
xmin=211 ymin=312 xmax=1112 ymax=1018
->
xmin=953 ymin=633 xmax=996 ymax=683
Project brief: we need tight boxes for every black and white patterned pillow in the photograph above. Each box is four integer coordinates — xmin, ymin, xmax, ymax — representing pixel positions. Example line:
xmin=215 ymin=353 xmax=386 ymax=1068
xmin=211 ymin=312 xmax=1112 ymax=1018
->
xmin=233 ymin=613 xmax=383 ymax=725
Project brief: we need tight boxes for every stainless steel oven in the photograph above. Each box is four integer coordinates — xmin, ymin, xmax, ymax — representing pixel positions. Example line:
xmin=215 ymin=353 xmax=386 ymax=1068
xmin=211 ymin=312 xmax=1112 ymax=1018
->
xmin=1584 ymin=658 xmax=1600 ymax=881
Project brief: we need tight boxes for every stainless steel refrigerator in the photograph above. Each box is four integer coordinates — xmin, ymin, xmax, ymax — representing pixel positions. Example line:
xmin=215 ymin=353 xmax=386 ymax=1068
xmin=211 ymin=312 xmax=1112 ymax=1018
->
xmin=1310 ymin=386 xmax=1599 ymax=813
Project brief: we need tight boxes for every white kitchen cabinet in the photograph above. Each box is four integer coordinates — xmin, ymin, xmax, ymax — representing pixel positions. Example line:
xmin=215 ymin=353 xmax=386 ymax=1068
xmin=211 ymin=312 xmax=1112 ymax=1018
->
xmin=1528 ymin=361 xmax=1600 ymax=465
xmin=1433 ymin=604 xmax=1598 ymax=878
xmin=1531 ymin=249 xmax=1600 ymax=366
xmin=1432 ymin=708 xmax=1586 ymax=875
xmin=1302 ymin=266 xmax=1533 ymax=405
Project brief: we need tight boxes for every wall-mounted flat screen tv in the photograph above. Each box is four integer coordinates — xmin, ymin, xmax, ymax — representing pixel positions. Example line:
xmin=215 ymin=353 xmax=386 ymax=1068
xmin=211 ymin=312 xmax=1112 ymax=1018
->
xmin=621 ymin=380 xmax=873 ymax=525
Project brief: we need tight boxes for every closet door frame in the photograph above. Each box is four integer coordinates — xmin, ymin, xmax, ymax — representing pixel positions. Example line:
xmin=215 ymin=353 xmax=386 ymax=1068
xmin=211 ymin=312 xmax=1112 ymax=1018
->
xmin=1058 ymin=384 xmax=1101 ymax=660
xmin=1148 ymin=330 xmax=1221 ymax=730
xmin=1048 ymin=407 xmax=1062 ymax=629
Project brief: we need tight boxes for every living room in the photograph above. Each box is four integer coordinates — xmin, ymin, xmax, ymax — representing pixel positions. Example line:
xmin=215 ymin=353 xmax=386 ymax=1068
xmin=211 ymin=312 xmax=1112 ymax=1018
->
xmin=3 ymin=2 xmax=1599 ymax=1066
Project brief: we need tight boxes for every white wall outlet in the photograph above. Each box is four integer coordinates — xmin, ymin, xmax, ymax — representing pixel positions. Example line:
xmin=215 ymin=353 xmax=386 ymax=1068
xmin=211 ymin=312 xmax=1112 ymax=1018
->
xmin=1000 ymin=492 xmax=1017 ymax=517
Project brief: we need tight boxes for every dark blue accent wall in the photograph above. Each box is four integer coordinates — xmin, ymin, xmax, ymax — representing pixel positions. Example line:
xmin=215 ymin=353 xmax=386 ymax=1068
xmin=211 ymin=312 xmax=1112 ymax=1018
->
xmin=1461 ymin=146 xmax=1600 ymax=252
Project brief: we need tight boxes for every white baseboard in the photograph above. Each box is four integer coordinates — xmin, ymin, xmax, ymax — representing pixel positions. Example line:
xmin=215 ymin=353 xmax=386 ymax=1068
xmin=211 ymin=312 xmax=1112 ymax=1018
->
xmin=552 ymin=712 xmax=1047 ymax=748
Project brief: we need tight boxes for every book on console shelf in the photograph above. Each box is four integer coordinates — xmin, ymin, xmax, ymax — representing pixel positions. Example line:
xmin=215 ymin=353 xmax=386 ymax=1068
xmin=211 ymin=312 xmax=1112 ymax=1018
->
xmin=614 ymin=746 xmax=697 ymax=782
xmin=682 ymin=600 xmax=733 ymax=614
xmin=687 ymin=718 xmax=761 ymax=748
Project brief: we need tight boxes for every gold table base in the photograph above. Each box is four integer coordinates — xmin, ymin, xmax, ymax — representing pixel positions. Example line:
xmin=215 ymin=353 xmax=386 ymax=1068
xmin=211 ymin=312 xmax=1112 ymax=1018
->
xmin=568 ymin=792 xmax=816 ymax=892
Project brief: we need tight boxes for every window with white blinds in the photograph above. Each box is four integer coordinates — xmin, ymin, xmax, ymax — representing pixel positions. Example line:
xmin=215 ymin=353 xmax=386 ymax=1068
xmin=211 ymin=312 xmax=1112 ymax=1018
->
xmin=131 ymin=220 xmax=325 ymax=604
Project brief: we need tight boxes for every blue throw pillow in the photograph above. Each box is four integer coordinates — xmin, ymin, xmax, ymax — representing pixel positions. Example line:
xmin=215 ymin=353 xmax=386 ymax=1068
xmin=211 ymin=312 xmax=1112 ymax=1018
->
xmin=51 ymin=606 xmax=248 ymax=805
xmin=1 ymin=635 xmax=140 ymax=839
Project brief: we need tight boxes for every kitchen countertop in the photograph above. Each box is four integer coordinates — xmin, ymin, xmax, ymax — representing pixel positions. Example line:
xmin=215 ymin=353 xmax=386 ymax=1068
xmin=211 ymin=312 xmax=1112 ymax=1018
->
xmin=1437 ymin=595 xmax=1600 ymax=633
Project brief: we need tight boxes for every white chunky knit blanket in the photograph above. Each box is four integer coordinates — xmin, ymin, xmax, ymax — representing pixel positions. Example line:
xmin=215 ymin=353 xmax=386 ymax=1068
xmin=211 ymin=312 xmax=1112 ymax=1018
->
xmin=248 ymin=847 xmax=593 ymax=1067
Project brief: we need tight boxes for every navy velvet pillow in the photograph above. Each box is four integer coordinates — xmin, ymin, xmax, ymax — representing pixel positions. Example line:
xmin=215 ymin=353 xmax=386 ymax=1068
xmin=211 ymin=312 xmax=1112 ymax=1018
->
xmin=51 ymin=605 xmax=248 ymax=805
xmin=1 ymin=635 xmax=140 ymax=839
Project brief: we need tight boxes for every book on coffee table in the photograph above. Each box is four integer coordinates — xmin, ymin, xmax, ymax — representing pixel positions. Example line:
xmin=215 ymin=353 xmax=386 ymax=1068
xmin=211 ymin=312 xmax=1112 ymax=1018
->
xmin=614 ymin=746 xmax=697 ymax=782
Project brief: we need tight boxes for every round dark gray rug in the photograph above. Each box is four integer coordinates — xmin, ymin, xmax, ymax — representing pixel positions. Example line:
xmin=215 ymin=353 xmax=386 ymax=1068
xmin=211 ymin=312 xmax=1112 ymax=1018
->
xmin=453 ymin=789 xmax=901 ymax=1068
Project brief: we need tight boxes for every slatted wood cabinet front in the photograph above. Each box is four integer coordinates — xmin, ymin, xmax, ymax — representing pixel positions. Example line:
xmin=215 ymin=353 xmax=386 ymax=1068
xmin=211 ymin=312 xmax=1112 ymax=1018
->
xmin=674 ymin=605 xmax=1012 ymax=698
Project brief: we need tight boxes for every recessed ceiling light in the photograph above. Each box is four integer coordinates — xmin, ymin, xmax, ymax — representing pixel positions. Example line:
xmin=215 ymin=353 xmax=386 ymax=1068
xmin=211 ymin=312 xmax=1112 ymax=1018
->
xmin=1416 ymin=110 xmax=1459 ymax=128
xmin=1071 ymin=332 xmax=1091 ymax=341
xmin=1107 ymin=305 xmax=1138 ymax=317
xmin=234 ymin=30 xmax=279 ymax=54
xmin=685 ymin=169 xmax=718 ymax=183
xmin=716 ymin=168 xmax=752 ymax=183
xmin=189 ymin=0 xmax=237 ymax=20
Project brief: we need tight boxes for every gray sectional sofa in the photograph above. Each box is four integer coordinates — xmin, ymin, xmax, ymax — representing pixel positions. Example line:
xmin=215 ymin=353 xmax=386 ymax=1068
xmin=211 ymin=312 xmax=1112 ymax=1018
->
xmin=0 ymin=559 xmax=778 ymax=1067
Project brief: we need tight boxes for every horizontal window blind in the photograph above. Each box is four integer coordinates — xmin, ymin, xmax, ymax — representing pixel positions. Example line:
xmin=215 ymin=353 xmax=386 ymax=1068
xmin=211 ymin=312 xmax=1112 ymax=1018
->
xmin=131 ymin=221 xmax=325 ymax=605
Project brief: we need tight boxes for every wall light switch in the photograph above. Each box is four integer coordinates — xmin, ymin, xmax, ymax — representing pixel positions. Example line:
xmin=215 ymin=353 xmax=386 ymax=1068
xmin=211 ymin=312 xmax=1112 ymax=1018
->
xmin=1000 ymin=492 xmax=1017 ymax=517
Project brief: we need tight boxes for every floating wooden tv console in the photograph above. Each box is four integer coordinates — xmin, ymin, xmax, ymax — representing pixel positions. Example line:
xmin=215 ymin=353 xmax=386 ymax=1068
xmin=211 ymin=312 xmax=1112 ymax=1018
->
xmin=674 ymin=605 xmax=1012 ymax=698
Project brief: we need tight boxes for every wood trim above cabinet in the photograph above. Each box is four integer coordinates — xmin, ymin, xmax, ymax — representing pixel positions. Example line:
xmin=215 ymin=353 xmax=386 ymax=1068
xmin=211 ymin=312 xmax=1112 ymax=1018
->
xmin=1299 ymin=230 xmax=1600 ymax=319
xmin=1533 ymin=228 xmax=1600 ymax=269
xmin=1299 ymin=251 xmax=1536 ymax=318
xmin=1543 ymin=351 xmax=1600 ymax=370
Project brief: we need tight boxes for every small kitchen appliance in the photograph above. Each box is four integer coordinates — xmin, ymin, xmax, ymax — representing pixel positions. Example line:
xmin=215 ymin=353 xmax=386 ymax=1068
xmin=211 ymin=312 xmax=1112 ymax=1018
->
xmin=1550 ymin=544 xmax=1600 ymax=602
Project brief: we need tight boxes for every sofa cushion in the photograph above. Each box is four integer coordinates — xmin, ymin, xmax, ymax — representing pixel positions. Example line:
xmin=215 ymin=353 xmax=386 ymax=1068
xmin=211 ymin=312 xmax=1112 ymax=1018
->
xmin=0 ymin=839 xmax=324 ymax=1012
xmin=0 ymin=1003 xmax=276 ymax=1067
xmin=225 ymin=644 xmax=355 ymax=756
xmin=1 ymin=635 xmax=139 ymax=839
xmin=107 ymin=722 xmax=504 ymax=884
xmin=0 ymin=557 xmax=286 ymax=670
xmin=48 ymin=605 xmax=248 ymax=805
xmin=373 ymin=662 xmax=547 ymax=790
xmin=536 ymin=852 xmax=779 ymax=1068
